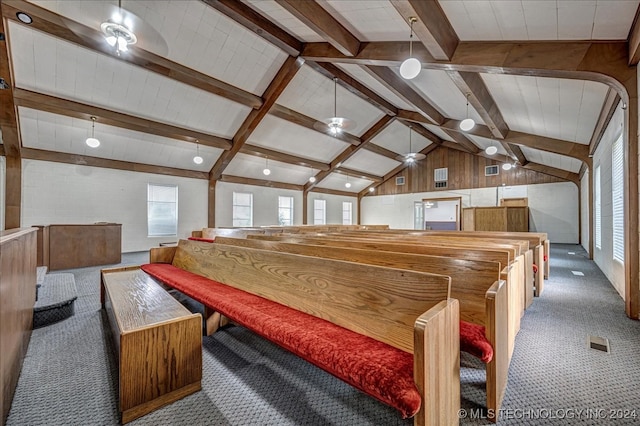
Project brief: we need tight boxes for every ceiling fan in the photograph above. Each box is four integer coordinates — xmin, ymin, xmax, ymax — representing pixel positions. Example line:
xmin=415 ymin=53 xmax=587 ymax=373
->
xmin=65 ymin=0 xmax=168 ymax=57
xmin=396 ymin=125 xmax=425 ymax=163
xmin=314 ymin=77 xmax=356 ymax=137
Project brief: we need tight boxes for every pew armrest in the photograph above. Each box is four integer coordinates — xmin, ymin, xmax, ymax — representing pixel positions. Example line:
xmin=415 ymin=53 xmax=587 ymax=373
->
xmin=484 ymin=280 xmax=509 ymax=419
xmin=413 ymin=298 xmax=460 ymax=426
xmin=150 ymin=246 xmax=177 ymax=264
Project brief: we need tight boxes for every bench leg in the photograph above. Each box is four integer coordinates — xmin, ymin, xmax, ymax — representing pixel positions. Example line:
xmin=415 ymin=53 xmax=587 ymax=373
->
xmin=205 ymin=308 xmax=223 ymax=336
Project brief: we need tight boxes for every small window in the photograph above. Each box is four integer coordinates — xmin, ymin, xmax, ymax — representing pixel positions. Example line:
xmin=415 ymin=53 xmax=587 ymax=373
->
xmin=434 ymin=167 xmax=448 ymax=182
xmin=342 ymin=201 xmax=352 ymax=225
xmin=595 ymin=165 xmax=601 ymax=250
xmin=233 ymin=192 xmax=253 ymax=227
xmin=396 ymin=176 xmax=405 ymax=185
xmin=485 ymin=165 xmax=499 ymax=176
xmin=278 ymin=196 xmax=294 ymax=226
xmin=612 ymin=135 xmax=624 ymax=262
xmin=148 ymin=184 xmax=178 ymax=237
xmin=313 ymin=199 xmax=326 ymax=225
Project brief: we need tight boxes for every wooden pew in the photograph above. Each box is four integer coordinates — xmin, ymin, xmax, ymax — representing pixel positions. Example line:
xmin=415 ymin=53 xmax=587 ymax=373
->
xmin=215 ymin=236 xmax=509 ymax=417
xmin=144 ymin=240 xmax=460 ymax=425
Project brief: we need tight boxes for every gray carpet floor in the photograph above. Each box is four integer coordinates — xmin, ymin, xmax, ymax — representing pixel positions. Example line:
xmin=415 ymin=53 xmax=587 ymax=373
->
xmin=6 ymin=244 xmax=640 ymax=425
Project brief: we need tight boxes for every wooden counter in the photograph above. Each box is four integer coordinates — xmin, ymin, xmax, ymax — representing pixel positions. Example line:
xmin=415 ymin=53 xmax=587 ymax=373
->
xmin=39 ymin=224 xmax=122 ymax=271
xmin=1 ymin=228 xmax=37 ymax=425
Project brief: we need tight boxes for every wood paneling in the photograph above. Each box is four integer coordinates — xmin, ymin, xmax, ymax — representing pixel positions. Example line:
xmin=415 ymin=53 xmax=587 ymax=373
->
xmin=47 ymin=224 xmax=122 ymax=271
xmin=375 ymin=146 xmax=565 ymax=195
xmin=1 ymin=228 xmax=37 ymax=426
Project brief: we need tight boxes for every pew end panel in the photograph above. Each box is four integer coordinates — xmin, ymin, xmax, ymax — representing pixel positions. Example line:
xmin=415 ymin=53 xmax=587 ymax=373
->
xmin=485 ymin=280 xmax=509 ymax=421
xmin=150 ymin=246 xmax=177 ymax=264
xmin=414 ymin=298 xmax=460 ymax=426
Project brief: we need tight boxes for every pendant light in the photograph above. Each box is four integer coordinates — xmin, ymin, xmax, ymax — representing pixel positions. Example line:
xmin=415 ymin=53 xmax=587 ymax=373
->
xmin=399 ymin=17 xmax=421 ymax=80
xmin=193 ymin=141 xmax=203 ymax=164
xmin=263 ymin=157 xmax=271 ymax=176
xmin=318 ymin=78 xmax=355 ymax=136
xmin=86 ymin=116 xmax=100 ymax=148
xmin=460 ymin=93 xmax=475 ymax=131
xmin=485 ymin=146 xmax=498 ymax=155
xmin=396 ymin=125 xmax=425 ymax=163
xmin=309 ymin=167 xmax=316 ymax=183
xmin=345 ymin=173 xmax=351 ymax=189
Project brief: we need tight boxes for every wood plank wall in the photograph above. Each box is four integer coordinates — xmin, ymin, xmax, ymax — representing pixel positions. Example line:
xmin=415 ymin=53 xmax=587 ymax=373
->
xmin=376 ymin=146 xmax=565 ymax=195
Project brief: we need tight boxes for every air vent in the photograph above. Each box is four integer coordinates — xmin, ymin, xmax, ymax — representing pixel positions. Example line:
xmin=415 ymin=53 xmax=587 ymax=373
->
xmin=434 ymin=167 xmax=448 ymax=182
xmin=435 ymin=181 xmax=447 ymax=188
xmin=485 ymin=165 xmax=499 ymax=176
xmin=588 ymin=335 xmax=610 ymax=353
xmin=396 ymin=176 xmax=405 ymax=186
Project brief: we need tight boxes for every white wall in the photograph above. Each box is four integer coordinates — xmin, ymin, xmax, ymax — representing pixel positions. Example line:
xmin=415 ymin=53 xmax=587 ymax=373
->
xmin=21 ymin=160 xmax=208 ymax=252
xmin=580 ymin=170 xmax=590 ymax=254
xmin=592 ymin=104 xmax=625 ymax=298
xmin=306 ymin=192 xmax=357 ymax=224
xmin=215 ymin=181 xmax=303 ymax=227
xmin=361 ymin=183 xmax=579 ymax=243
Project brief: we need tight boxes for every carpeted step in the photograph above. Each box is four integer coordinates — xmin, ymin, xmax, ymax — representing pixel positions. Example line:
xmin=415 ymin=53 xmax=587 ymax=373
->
xmin=35 ymin=266 xmax=48 ymax=302
xmin=33 ymin=273 xmax=78 ymax=328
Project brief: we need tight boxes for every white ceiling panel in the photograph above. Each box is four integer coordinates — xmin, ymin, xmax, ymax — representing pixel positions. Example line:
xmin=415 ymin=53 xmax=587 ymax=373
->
xmin=224 ymin=153 xmax=311 ymax=185
xmin=341 ymin=149 xmax=401 ymax=176
xmin=9 ymin=22 xmax=251 ymax=139
xmin=321 ymin=0 xmax=407 ymax=41
xmin=336 ymin=64 xmax=416 ymax=111
xmin=277 ymin=65 xmax=387 ymax=137
xmin=403 ymin=69 xmax=484 ymax=124
xmin=424 ymin=125 xmax=456 ymax=142
xmin=315 ymin=172 xmax=372 ymax=193
xmin=244 ymin=0 xmax=325 ymax=42
xmin=439 ymin=0 xmax=639 ymax=41
xmin=29 ymin=0 xmax=288 ymax=95
xmin=248 ymin=115 xmax=350 ymax=163
xmin=19 ymin=107 xmax=223 ymax=171
xmin=520 ymin=146 xmax=583 ymax=173
xmin=465 ymin=134 xmax=508 ymax=157
xmin=481 ymin=73 xmax=608 ymax=144
xmin=369 ymin=121 xmax=434 ymax=155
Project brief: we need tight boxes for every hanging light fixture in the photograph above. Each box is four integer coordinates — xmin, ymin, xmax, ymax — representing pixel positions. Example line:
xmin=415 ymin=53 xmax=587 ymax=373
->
xmin=193 ymin=141 xmax=203 ymax=164
xmin=396 ymin=125 xmax=425 ymax=163
xmin=308 ymin=167 xmax=316 ymax=183
xmin=101 ymin=0 xmax=137 ymax=56
xmin=460 ymin=93 xmax=475 ymax=131
xmin=400 ymin=17 xmax=421 ymax=80
xmin=345 ymin=173 xmax=351 ymax=189
xmin=485 ymin=145 xmax=498 ymax=155
xmin=263 ymin=157 xmax=271 ymax=176
xmin=86 ymin=116 xmax=100 ymax=148
xmin=368 ymin=187 xmax=375 ymax=193
xmin=502 ymin=163 xmax=512 ymax=171
xmin=317 ymin=77 xmax=355 ymax=136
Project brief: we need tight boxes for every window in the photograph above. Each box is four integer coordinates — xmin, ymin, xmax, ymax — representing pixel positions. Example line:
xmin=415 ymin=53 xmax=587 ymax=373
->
xmin=595 ymin=165 xmax=601 ymax=250
xmin=147 ymin=184 xmax=178 ymax=236
xmin=612 ymin=135 xmax=624 ymax=262
xmin=313 ymin=199 xmax=326 ymax=225
xmin=278 ymin=196 xmax=294 ymax=226
xmin=342 ymin=201 xmax=352 ymax=225
xmin=233 ymin=192 xmax=253 ymax=227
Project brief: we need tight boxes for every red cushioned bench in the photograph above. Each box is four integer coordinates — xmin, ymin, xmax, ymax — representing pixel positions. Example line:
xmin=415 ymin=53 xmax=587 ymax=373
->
xmin=146 ymin=239 xmax=460 ymax=426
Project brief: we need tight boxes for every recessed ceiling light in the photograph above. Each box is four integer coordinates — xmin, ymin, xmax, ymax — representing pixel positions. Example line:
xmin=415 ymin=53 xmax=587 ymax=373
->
xmin=17 ymin=12 xmax=33 ymax=24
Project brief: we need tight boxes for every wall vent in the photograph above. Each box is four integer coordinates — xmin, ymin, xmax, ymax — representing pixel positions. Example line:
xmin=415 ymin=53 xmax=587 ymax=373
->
xmin=434 ymin=167 xmax=448 ymax=182
xmin=396 ymin=176 xmax=405 ymax=185
xmin=435 ymin=181 xmax=447 ymax=189
xmin=485 ymin=165 xmax=499 ymax=176
xmin=588 ymin=335 xmax=610 ymax=353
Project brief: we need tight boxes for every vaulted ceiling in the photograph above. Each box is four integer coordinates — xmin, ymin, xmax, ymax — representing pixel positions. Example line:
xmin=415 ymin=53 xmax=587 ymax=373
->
xmin=1 ymin=0 xmax=638 ymax=203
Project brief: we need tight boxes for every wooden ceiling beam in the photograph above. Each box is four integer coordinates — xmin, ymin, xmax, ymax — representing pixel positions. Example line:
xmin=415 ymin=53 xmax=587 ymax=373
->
xmin=275 ymin=0 xmax=360 ymax=57
xmin=396 ymin=109 xmax=431 ymax=125
xmin=305 ymin=115 xmax=394 ymax=191
xmin=201 ymin=0 xmax=302 ymax=56
xmin=628 ymin=4 xmax=640 ymax=65
xmin=397 ymin=120 xmax=441 ymax=146
xmin=309 ymin=187 xmax=357 ymax=197
xmin=269 ymin=104 xmax=361 ymax=145
xmin=361 ymin=143 xmax=402 ymax=161
xmin=220 ymin=174 xmax=303 ymax=191
xmin=522 ymin=162 xmax=580 ymax=185
xmin=446 ymin=71 xmax=509 ymax=139
xmin=13 ymin=88 xmax=233 ymax=150
xmin=509 ymin=144 xmax=529 ymax=166
xmin=239 ymin=144 xmax=329 ymax=171
xmin=364 ymin=66 xmax=444 ymax=125
xmin=209 ymin=56 xmax=303 ymax=180
xmin=441 ymin=128 xmax=480 ymax=154
xmin=21 ymin=148 xmax=208 ymax=179
xmin=305 ymin=61 xmax=398 ymax=115
xmin=579 ymin=162 xmax=589 ymax=180
xmin=333 ymin=167 xmax=383 ymax=182
xmin=390 ymin=0 xmax=459 ymax=61
xmin=2 ymin=0 xmax=262 ymax=109
xmin=589 ymin=88 xmax=621 ymax=156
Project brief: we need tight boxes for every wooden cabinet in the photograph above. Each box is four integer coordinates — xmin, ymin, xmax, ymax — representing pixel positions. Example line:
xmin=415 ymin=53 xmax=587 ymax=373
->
xmin=38 ymin=223 xmax=122 ymax=271
xmin=462 ymin=207 xmax=529 ymax=232
xmin=1 ymin=228 xmax=37 ymax=425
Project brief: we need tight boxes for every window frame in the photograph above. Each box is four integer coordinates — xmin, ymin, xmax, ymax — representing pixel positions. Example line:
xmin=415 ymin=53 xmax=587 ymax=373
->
xmin=313 ymin=199 xmax=326 ymax=225
xmin=147 ymin=183 xmax=178 ymax=237
xmin=612 ymin=135 xmax=624 ymax=263
xmin=342 ymin=201 xmax=352 ymax=225
xmin=232 ymin=192 xmax=253 ymax=227
xmin=278 ymin=196 xmax=294 ymax=226
xmin=594 ymin=165 xmax=601 ymax=250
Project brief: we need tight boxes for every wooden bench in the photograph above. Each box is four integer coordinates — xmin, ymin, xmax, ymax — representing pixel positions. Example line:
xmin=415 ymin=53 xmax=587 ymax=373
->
xmin=142 ymin=239 xmax=459 ymax=425
xmin=214 ymin=236 xmax=509 ymax=418
xmin=100 ymin=267 xmax=202 ymax=423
